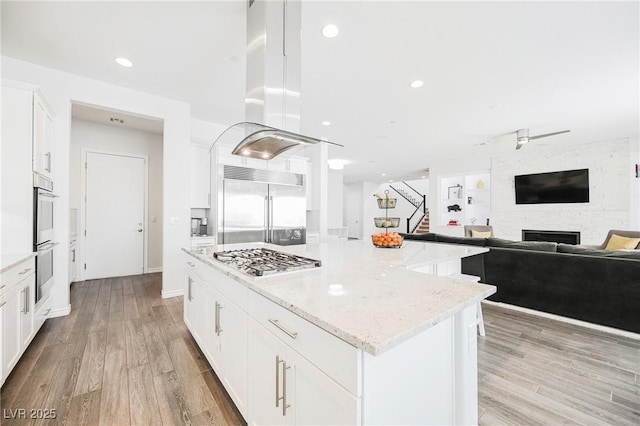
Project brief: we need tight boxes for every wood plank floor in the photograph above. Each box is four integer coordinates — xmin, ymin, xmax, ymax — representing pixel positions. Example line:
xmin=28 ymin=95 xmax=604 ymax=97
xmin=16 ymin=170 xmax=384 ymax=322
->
xmin=2 ymin=274 xmax=639 ymax=425
xmin=479 ymin=303 xmax=640 ymax=425
xmin=1 ymin=274 xmax=245 ymax=426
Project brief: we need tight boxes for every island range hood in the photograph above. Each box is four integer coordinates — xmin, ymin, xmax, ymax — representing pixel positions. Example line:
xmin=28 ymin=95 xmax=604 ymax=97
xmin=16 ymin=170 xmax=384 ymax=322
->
xmin=216 ymin=121 xmax=336 ymax=160
xmin=213 ymin=0 xmax=342 ymax=159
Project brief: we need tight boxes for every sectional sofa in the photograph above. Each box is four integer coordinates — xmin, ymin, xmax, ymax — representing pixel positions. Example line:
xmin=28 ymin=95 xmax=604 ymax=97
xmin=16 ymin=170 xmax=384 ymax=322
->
xmin=401 ymin=232 xmax=640 ymax=334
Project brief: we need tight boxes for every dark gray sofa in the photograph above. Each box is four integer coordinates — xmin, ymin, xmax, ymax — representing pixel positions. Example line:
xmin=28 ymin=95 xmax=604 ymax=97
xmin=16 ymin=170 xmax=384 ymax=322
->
xmin=401 ymin=232 xmax=640 ymax=333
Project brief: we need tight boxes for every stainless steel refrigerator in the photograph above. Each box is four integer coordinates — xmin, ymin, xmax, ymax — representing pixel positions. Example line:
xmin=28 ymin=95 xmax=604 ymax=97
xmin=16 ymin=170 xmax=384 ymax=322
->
xmin=218 ymin=166 xmax=306 ymax=245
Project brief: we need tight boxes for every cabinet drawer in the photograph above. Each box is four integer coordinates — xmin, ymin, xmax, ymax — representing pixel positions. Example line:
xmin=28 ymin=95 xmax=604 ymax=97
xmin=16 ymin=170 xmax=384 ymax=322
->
xmin=185 ymin=255 xmax=248 ymax=311
xmin=248 ymin=289 xmax=361 ymax=396
xmin=1 ymin=258 xmax=35 ymax=295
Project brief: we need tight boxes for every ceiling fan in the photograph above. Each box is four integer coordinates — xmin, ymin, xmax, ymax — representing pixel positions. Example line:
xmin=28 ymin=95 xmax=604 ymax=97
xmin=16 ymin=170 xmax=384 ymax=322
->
xmin=515 ymin=128 xmax=570 ymax=150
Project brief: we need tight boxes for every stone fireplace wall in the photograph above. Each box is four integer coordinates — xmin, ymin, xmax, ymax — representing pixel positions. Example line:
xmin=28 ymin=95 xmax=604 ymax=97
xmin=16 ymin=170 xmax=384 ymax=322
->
xmin=490 ymin=138 xmax=631 ymax=245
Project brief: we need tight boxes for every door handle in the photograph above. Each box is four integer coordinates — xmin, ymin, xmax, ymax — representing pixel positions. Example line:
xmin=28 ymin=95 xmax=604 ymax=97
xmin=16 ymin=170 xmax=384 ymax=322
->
xmin=138 ymin=228 xmax=143 ymax=232
xmin=45 ymin=152 xmax=51 ymax=172
xmin=187 ymin=277 xmax=193 ymax=301
xmin=215 ymin=301 xmax=224 ymax=336
xmin=21 ymin=289 xmax=26 ymax=314
xmin=275 ymin=355 xmax=282 ymax=407
xmin=282 ymin=360 xmax=291 ymax=416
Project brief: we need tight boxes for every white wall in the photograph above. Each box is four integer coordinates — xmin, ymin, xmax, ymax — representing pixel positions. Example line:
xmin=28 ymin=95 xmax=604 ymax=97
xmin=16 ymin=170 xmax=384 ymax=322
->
xmin=490 ymin=138 xmax=633 ymax=244
xmin=69 ymin=119 xmax=163 ymax=275
xmin=2 ymin=56 xmax=191 ymax=315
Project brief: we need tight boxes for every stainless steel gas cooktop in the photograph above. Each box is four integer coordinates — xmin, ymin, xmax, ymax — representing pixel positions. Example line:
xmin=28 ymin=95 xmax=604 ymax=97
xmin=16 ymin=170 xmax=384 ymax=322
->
xmin=212 ymin=248 xmax=321 ymax=277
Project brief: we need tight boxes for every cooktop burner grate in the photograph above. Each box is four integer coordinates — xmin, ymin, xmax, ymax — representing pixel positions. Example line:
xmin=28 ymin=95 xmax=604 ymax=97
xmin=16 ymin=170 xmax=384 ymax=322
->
xmin=212 ymin=248 xmax=321 ymax=277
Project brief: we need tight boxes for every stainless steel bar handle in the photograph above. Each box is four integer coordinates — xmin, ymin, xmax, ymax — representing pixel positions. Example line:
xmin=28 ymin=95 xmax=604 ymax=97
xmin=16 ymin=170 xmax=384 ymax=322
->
xmin=21 ymin=289 xmax=26 ymax=314
xmin=214 ymin=302 xmax=218 ymax=334
xmin=275 ymin=355 xmax=282 ymax=407
xmin=45 ymin=152 xmax=51 ymax=172
xmin=269 ymin=196 xmax=274 ymax=243
xmin=264 ymin=196 xmax=269 ymax=243
xmin=214 ymin=301 xmax=221 ymax=335
xmin=217 ymin=304 xmax=224 ymax=335
xmin=26 ymin=287 xmax=30 ymax=313
xmin=188 ymin=277 xmax=193 ymax=301
xmin=268 ymin=319 xmax=298 ymax=340
xmin=282 ymin=361 xmax=291 ymax=416
xmin=19 ymin=268 xmax=32 ymax=275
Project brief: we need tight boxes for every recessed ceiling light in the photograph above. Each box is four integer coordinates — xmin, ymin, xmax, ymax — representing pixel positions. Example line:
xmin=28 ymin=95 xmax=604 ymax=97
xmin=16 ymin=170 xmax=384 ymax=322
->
xmin=381 ymin=173 xmax=387 ymax=176
xmin=322 ymin=121 xmax=331 ymax=126
xmin=389 ymin=180 xmax=394 ymax=183
xmin=410 ymin=80 xmax=424 ymax=88
xmin=242 ymin=149 xmax=251 ymax=156
xmin=115 ymin=57 xmax=133 ymax=68
xmin=261 ymin=152 xmax=270 ymax=159
xmin=322 ymin=24 xmax=340 ymax=38
xmin=421 ymin=176 xmax=427 ymax=179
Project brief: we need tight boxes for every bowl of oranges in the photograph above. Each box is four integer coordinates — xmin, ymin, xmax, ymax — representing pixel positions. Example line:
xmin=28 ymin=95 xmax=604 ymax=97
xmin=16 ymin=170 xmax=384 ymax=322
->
xmin=371 ymin=232 xmax=404 ymax=248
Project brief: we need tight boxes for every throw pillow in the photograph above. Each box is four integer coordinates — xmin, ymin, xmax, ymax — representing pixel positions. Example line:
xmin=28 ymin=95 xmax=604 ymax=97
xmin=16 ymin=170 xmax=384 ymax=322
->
xmin=605 ymin=234 xmax=640 ymax=250
xmin=471 ymin=230 xmax=492 ymax=238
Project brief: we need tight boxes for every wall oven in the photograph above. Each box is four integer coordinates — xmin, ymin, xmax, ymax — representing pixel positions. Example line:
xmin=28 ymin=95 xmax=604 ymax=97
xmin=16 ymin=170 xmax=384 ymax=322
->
xmin=33 ymin=173 xmax=56 ymax=305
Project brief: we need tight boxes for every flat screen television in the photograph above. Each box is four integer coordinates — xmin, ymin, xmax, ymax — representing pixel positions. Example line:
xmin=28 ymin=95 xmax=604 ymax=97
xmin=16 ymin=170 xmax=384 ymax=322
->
xmin=515 ymin=169 xmax=589 ymax=204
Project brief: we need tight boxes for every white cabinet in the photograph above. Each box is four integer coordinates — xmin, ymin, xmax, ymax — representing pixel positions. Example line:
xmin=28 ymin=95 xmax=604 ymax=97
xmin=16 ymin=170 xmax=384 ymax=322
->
xmin=1 ymin=285 xmax=21 ymax=386
xmin=184 ymin=256 xmax=249 ymax=417
xmin=249 ymin=320 xmax=358 ymax=425
xmin=1 ymin=257 xmax=36 ymax=387
xmin=190 ymin=145 xmax=211 ymax=208
xmin=32 ymin=92 xmax=54 ymax=179
xmin=1 ymin=83 xmax=36 ymax=254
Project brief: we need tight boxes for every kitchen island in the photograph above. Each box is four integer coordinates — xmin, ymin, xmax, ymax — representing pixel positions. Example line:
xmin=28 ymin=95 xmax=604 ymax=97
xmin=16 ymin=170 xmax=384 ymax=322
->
xmin=182 ymin=239 xmax=495 ymax=425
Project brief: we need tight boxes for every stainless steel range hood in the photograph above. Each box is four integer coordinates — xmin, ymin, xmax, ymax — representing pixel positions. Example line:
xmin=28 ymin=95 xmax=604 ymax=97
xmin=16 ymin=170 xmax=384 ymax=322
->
xmin=213 ymin=0 xmax=341 ymax=159
xmin=215 ymin=122 xmax=340 ymax=160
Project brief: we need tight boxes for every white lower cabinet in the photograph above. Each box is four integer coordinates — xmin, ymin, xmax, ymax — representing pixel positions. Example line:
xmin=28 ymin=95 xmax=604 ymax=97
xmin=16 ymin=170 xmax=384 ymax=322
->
xmin=249 ymin=319 xmax=358 ymax=425
xmin=184 ymin=256 xmax=248 ymax=417
xmin=1 ymin=258 xmax=36 ymax=387
xmin=2 ymin=284 xmax=22 ymax=383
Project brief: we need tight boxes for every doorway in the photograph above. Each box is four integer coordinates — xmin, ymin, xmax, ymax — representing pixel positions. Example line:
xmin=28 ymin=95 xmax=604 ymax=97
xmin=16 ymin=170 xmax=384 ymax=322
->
xmin=84 ymin=151 xmax=146 ymax=279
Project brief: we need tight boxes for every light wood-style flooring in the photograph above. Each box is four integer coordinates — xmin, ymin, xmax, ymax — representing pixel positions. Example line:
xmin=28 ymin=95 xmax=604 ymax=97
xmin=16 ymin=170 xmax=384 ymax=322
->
xmin=2 ymin=274 xmax=638 ymax=425
xmin=1 ymin=274 xmax=244 ymax=425
xmin=479 ymin=303 xmax=640 ymax=425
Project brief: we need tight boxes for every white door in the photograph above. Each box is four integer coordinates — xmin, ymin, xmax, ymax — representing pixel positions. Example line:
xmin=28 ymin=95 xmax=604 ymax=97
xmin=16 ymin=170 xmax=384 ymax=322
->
xmin=85 ymin=152 xmax=145 ymax=279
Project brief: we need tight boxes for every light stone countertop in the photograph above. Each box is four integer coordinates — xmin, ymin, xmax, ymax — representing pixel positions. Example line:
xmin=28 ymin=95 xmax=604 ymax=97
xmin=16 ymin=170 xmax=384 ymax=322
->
xmin=1 ymin=252 xmax=36 ymax=274
xmin=183 ymin=239 xmax=496 ymax=356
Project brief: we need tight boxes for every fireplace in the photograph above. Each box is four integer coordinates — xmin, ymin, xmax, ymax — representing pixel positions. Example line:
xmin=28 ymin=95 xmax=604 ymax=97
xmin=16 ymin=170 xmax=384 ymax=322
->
xmin=522 ymin=229 xmax=581 ymax=245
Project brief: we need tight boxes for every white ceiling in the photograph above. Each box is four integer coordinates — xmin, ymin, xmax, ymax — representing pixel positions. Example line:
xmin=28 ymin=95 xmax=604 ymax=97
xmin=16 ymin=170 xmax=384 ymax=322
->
xmin=2 ymin=1 xmax=638 ymax=183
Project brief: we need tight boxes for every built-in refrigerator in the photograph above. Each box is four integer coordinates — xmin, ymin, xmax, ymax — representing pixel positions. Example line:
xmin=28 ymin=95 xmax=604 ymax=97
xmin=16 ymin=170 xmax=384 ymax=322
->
xmin=218 ymin=166 xmax=306 ymax=245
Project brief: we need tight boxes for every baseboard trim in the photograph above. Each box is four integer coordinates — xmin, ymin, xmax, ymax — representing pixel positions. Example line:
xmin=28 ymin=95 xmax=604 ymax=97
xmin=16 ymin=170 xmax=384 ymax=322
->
xmin=162 ymin=288 xmax=183 ymax=299
xmin=146 ymin=267 xmax=163 ymax=273
xmin=48 ymin=304 xmax=71 ymax=318
xmin=483 ymin=300 xmax=640 ymax=340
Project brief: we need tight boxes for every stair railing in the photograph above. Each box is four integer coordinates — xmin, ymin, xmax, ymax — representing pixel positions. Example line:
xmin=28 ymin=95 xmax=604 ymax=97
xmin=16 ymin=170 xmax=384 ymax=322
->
xmin=389 ymin=182 xmax=428 ymax=233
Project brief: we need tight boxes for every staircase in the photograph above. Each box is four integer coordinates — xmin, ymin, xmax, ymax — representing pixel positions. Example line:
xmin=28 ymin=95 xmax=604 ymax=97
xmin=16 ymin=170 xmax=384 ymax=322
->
xmin=389 ymin=182 xmax=429 ymax=234
xmin=415 ymin=214 xmax=430 ymax=234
